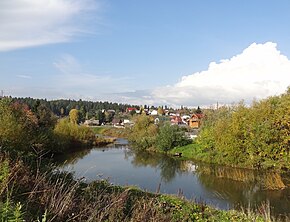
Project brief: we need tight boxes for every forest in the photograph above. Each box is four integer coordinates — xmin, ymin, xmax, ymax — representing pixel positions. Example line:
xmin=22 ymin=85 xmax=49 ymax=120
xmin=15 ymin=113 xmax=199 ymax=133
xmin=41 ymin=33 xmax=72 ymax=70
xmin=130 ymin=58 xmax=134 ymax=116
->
xmin=11 ymin=97 xmax=138 ymax=121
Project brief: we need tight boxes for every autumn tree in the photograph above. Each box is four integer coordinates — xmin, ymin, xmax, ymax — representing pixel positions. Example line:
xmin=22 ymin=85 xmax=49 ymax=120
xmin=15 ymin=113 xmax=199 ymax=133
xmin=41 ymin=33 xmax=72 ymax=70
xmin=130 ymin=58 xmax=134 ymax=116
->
xmin=0 ymin=99 xmax=38 ymax=152
xmin=197 ymin=89 xmax=290 ymax=170
xmin=69 ymin=109 xmax=80 ymax=124
xmin=128 ymin=115 xmax=158 ymax=150
xmin=157 ymin=106 xmax=164 ymax=116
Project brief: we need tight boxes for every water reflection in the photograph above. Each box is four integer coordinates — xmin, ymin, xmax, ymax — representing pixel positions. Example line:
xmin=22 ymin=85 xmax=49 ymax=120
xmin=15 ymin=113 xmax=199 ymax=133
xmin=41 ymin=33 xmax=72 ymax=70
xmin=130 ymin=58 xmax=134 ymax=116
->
xmin=54 ymin=148 xmax=92 ymax=166
xmin=131 ymin=151 xmax=186 ymax=182
xmin=56 ymin=142 xmax=290 ymax=218
xmin=193 ymin=163 xmax=290 ymax=216
xmin=195 ymin=165 xmax=287 ymax=190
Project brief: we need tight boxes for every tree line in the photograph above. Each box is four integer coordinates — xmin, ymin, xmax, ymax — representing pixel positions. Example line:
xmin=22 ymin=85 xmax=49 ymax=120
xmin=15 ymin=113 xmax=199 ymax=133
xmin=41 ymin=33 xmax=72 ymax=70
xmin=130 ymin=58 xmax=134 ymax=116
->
xmin=196 ymin=88 xmax=290 ymax=171
xmin=11 ymin=97 xmax=138 ymax=121
xmin=0 ymin=98 xmax=99 ymax=155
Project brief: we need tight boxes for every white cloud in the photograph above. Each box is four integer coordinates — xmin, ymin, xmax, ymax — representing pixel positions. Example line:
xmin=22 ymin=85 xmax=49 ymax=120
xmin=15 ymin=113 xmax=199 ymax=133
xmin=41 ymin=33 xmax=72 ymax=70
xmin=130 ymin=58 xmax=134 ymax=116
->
xmin=152 ymin=42 xmax=290 ymax=107
xmin=0 ymin=0 xmax=99 ymax=51
xmin=16 ymin=74 xmax=32 ymax=79
xmin=53 ymin=54 xmax=82 ymax=75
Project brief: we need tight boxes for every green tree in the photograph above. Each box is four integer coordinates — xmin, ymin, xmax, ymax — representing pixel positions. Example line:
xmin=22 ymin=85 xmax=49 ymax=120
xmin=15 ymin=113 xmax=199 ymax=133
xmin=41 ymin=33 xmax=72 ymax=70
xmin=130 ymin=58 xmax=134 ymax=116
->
xmin=195 ymin=106 xmax=202 ymax=114
xmin=128 ymin=115 xmax=157 ymax=150
xmin=156 ymin=123 xmax=191 ymax=152
xmin=35 ymin=104 xmax=57 ymax=129
xmin=96 ymin=110 xmax=105 ymax=124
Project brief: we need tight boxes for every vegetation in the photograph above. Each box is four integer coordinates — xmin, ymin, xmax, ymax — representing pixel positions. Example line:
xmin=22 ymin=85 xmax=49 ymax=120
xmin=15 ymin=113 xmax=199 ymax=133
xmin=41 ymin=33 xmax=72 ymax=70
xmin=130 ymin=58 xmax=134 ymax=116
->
xmin=156 ymin=123 xmax=191 ymax=152
xmin=128 ymin=115 xmax=158 ymax=150
xmin=128 ymin=115 xmax=192 ymax=152
xmin=11 ymin=97 xmax=138 ymax=122
xmin=0 ymin=98 xmax=111 ymax=155
xmin=53 ymin=118 xmax=96 ymax=151
xmin=0 ymin=154 xmax=277 ymax=222
xmin=0 ymin=96 xmax=288 ymax=221
xmin=173 ymin=89 xmax=290 ymax=171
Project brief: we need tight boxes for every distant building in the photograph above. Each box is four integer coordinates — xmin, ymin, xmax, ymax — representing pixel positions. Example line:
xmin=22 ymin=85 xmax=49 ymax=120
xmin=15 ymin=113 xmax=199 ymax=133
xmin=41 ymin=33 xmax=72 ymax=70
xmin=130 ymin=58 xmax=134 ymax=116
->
xmin=150 ymin=110 xmax=158 ymax=116
xmin=126 ymin=107 xmax=137 ymax=113
xmin=170 ymin=116 xmax=183 ymax=125
xmin=188 ymin=114 xmax=204 ymax=128
xmin=84 ymin=119 xmax=100 ymax=126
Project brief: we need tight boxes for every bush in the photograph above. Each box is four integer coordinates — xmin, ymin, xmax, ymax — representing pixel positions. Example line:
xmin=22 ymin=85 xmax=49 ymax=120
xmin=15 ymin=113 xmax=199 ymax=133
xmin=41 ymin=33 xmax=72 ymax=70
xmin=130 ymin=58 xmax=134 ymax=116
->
xmin=0 ymin=99 xmax=38 ymax=152
xmin=156 ymin=123 xmax=192 ymax=152
xmin=128 ymin=115 xmax=158 ymax=150
xmin=197 ymin=89 xmax=290 ymax=170
xmin=53 ymin=118 xmax=96 ymax=152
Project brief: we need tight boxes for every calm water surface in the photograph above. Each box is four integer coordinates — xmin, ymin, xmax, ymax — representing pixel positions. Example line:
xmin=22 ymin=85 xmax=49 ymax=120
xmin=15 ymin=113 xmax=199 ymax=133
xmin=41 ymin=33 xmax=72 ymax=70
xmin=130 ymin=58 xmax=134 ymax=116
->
xmin=56 ymin=138 xmax=290 ymax=217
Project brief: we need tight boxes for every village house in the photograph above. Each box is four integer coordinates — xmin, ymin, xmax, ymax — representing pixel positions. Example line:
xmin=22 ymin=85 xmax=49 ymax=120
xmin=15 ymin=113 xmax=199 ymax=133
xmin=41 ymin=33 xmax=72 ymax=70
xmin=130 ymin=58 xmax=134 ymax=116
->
xmin=181 ymin=115 xmax=191 ymax=124
xmin=84 ymin=118 xmax=100 ymax=126
xmin=150 ymin=110 xmax=158 ymax=116
xmin=126 ymin=107 xmax=136 ymax=113
xmin=187 ymin=113 xmax=203 ymax=128
xmin=170 ymin=115 xmax=183 ymax=125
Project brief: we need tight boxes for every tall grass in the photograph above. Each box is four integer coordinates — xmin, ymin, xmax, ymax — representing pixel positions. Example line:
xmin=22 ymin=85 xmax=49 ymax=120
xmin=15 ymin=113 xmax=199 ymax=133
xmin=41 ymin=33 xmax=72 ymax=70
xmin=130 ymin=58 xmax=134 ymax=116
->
xmin=53 ymin=118 xmax=96 ymax=151
xmin=1 ymin=154 xmax=287 ymax=221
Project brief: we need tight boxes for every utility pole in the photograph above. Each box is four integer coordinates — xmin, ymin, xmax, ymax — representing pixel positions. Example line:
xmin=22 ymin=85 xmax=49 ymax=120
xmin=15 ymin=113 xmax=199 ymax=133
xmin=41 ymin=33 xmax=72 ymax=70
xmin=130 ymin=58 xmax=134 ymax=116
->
xmin=0 ymin=90 xmax=3 ymax=98
xmin=216 ymin=101 xmax=219 ymax=110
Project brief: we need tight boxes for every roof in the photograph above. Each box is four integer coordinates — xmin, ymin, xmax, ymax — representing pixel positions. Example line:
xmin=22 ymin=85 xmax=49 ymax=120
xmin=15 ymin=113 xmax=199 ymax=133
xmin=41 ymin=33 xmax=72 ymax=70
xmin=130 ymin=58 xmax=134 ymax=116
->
xmin=127 ymin=107 xmax=137 ymax=112
xmin=171 ymin=116 xmax=183 ymax=123
xmin=191 ymin=113 xmax=204 ymax=119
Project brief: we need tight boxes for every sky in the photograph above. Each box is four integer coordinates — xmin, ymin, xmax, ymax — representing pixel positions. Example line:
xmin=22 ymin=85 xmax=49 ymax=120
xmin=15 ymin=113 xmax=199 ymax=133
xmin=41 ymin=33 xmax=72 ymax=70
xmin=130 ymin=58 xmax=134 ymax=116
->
xmin=1 ymin=0 xmax=290 ymax=107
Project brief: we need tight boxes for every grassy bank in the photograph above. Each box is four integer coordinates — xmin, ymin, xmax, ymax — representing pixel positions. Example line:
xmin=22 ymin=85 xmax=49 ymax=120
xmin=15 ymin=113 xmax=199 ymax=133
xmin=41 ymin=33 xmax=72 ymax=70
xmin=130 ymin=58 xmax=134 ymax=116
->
xmin=0 ymin=155 xmax=279 ymax=222
xmin=91 ymin=126 xmax=129 ymax=138
xmin=169 ymin=141 xmax=290 ymax=173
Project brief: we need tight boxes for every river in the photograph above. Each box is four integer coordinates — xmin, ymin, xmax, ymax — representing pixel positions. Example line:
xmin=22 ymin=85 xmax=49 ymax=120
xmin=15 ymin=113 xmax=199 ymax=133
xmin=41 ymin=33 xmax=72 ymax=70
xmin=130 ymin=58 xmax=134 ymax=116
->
xmin=56 ymin=138 xmax=290 ymax=218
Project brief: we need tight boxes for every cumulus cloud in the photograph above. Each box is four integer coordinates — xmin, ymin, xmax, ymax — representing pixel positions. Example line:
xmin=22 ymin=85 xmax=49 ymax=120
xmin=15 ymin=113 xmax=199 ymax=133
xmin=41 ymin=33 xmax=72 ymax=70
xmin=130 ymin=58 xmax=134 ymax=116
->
xmin=152 ymin=42 xmax=290 ymax=107
xmin=0 ymin=0 xmax=99 ymax=51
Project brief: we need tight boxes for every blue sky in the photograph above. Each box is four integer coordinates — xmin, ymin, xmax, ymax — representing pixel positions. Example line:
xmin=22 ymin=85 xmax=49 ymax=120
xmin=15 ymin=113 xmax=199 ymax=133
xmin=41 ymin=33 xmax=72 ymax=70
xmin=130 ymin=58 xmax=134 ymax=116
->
xmin=1 ymin=0 xmax=290 ymax=107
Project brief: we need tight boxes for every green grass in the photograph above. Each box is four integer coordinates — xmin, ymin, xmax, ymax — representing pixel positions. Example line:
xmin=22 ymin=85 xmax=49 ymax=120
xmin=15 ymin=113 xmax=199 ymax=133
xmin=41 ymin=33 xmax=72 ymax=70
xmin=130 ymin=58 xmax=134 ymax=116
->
xmin=169 ymin=143 xmax=201 ymax=159
xmin=90 ymin=126 xmax=107 ymax=134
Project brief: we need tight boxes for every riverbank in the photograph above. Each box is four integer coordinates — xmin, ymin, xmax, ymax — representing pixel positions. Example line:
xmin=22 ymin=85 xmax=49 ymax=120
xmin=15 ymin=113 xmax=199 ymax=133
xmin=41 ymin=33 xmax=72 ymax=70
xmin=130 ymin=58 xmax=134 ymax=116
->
xmin=94 ymin=124 xmax=290 ymax=173
xmin=91 ymin=126 xmax=130 ymax=138
xmin=0 ymin=154 xmax=275 ymax=221
xmin=169 ymin=142 xmax=290 ymax=173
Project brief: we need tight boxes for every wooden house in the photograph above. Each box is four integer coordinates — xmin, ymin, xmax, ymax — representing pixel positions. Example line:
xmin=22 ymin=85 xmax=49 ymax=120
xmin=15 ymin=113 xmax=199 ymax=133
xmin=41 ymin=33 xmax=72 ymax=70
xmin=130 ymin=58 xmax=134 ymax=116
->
xmin=188 ymin=114 xmax=203 ymax=128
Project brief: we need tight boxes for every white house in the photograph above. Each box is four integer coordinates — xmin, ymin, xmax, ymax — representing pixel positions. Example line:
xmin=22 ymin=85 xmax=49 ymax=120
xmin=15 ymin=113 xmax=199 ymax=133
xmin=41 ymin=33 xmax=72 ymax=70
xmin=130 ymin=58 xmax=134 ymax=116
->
xmin=150 ymin=110 xmax=158 ymax=116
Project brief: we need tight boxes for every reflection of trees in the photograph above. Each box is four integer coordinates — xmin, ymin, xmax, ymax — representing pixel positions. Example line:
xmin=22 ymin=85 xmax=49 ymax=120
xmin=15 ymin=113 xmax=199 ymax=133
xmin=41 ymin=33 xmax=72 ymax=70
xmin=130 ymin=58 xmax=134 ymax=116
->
xmin=195 ymin=163 xmax=289 ymax=215
xmin=159 ymin=157 xmax=183 ymax=182
xmin=53 ymin=148 xmax=92 ymax=166
xmin=196 ymin=164 xmax=286 ymax=190
xmin=131 ymin=151 xmax=184 ymax=182
xmin=123 ymin=148 xmax=134 ymax=161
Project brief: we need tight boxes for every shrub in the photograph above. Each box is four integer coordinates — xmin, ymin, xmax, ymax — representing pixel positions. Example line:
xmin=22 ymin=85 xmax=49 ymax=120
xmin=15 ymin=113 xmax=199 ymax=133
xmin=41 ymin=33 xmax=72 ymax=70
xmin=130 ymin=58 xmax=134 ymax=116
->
xmin=156 ymin=123 xmax=191 ymax=152
xmin=53 ymin=118 xmax=95 ymax=152
xmin=128 ymin=115 xmax=158 ymax=150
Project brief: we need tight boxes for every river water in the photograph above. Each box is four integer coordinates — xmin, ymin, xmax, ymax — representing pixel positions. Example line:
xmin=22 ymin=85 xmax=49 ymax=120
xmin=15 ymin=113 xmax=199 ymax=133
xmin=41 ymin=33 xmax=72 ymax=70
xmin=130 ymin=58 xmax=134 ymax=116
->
xmin=56 ymin=138 xmax=290 ymax=218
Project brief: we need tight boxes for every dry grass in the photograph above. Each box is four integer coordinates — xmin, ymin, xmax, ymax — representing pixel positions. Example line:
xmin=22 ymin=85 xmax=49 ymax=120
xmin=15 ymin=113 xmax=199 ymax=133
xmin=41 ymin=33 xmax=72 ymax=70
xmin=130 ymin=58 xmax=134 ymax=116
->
xmin=1 ymin=154 xmax=288 ymax=221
